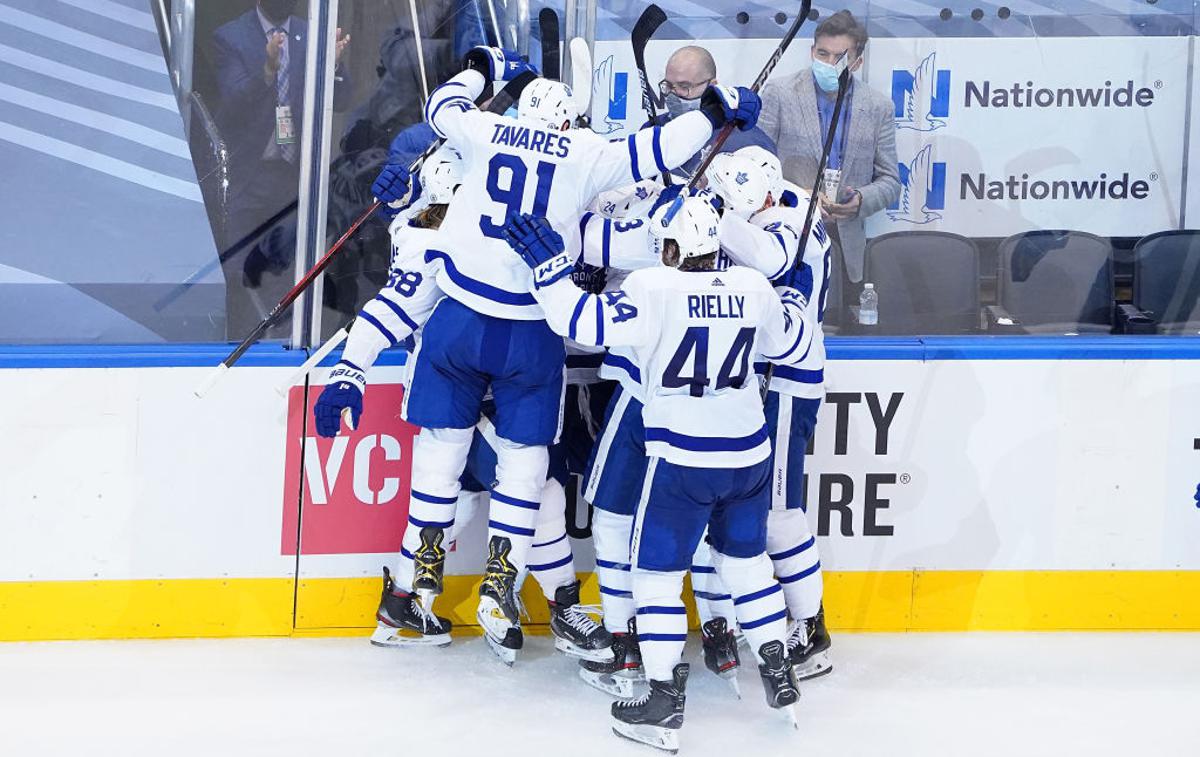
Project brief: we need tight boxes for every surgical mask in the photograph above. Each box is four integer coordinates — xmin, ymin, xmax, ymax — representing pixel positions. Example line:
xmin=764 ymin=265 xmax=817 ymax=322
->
xmin=259 ymin=0 xmax=297 ymax=24
xmin=664 ymin=91 xmax=702 ymax=119
xmin=812 ymin=56 xmax=848 ymax=93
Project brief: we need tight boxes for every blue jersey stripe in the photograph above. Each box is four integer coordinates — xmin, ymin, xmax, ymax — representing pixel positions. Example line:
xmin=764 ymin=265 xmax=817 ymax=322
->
xmin=596 ymin=558 xmax=632 ymax=571
xmin=740 ymin=609 xmax=788 ymax=630
xmin=594 ymin=297 xmax=605 ymax=345
xmin=636 ymin=605 xmax=687 ymax=615
xmin=491 ymin=490 xmax=540 ymax=510
xmin=645 ymin=425 xmax=769 ymax=452
xmin=639 ymin=633 xmax=688 ymax=642
xmin=602 ymin=218 xmax=612 ymax=267
xmin=567 ymin=292 xmax=589 ymax=341
xmin=603 ymin=352 xmax=641 ymax=383
xmin=627 ymin=134 xmax=642 ymax=182
xmin=651 ymin=127 xmax=667 ymax=174
xmin=424 ymin=249 xmax=536 ymax=305
xmin=734 ymin=583 xmax=782 ymax=606
xmin=527 ymin=553 xmax=573 ymax=572
xmin=768 ymin=535 xmax=816 ymax=562
xmin=411 ymin=489 xmax=457 ymax=505
xmin=488 ymin=519 xmax=536 ymax=536
xmin=533 ymin=533 xmax=567 ymax=549
xmin=373 ymin=295 xmax=420 ymax=333
xmin=779 ymin=560 xmax=822 ymax=584
xmin=357 ymin=311 xmax=397 ymax=345
xmin=409 ymin=515 xmax=454 ymax=529
xmin=600 ymin=586 xmax=633 ymax=597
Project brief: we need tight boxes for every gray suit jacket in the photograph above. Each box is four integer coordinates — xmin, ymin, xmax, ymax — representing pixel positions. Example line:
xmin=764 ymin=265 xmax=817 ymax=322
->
xmin=759 ymin=69 xmax=901 ymax=282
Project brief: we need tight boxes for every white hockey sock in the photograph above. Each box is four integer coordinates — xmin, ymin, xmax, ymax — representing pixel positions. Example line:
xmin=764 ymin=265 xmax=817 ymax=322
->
xmin=391 ymin=426 xmax=472 ymax=593
xmin=630 ymin=569 xmax=687 ymax=682
xmin=592 ymin=509 xmax=635 ymax=633
xmin=714 ymin=552 xmax=788 ymax=665
xmin=528 ymin=479 xmax=575 ymax=600
xmin=766 ymin=509 xmax=823 ymax=620
xmin=690 ymin=536 xmax=736 ymax=627
xmin=488 ymin=437 xmax=549 ymax=573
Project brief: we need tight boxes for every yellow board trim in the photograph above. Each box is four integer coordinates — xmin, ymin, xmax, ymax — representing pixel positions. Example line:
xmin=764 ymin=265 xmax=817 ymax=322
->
xmin=3 ymin=571 xmax=1199 ymax=642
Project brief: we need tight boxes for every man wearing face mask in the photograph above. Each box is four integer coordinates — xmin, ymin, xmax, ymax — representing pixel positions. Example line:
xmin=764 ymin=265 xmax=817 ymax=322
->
xmin=210 ymin=0 xmax=352 ymax=337
xmin=758 ymin=10 xmax=899 ymax=297
xmin=647 ymin=45 xmax=776 ymax=179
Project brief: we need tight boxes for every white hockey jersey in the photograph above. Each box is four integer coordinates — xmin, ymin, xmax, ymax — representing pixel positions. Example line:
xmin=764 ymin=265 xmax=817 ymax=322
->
xmin=340 ymin=209 xmax=446 ymax=373
xmin=423 ymin=70 xmax=715 ymax=320
xmin=720 ymin=183 xmax=833 ymax=399
xmin=533 ymin=265 xmax=811 ymax=468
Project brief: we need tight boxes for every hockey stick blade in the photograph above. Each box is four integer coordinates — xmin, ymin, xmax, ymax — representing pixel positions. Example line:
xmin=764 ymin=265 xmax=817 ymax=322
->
xmin=568 ymin=37 xmax=592 ymax=117
xmin=539 ymin=8 xmax=561 ymax=81
xmin=632 ymin=4 xmax=668 ymax=116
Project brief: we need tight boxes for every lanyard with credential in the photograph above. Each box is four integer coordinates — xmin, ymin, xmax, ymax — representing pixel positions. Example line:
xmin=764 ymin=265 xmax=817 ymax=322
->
xmin=819 ymin=83 xmax=852 ymax=170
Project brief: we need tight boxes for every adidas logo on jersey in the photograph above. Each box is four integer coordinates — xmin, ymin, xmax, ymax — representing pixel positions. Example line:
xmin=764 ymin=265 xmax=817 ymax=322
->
xmin=711 ymin=277 xmax=725 ymax=286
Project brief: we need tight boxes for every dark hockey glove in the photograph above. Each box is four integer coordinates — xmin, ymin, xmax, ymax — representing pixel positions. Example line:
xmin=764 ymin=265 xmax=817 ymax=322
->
xmin=313 ymin=361 xmax=366 ymax=437
xmin=571 ymin=263 xmax=608 ymax=295
xmin=502 ymin=213 xmax=575 ymax=289
xmin=700 ymin=85 xmax=762 ymax=132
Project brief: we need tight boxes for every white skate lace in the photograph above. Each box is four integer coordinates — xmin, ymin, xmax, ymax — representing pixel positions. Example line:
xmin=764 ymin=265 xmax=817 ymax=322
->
xmin=785 ymin=619 xmax=808 ymax=653
xmin=415 ymin=596 xmax=443 ymax=633
xmin=563 ymin=603 xmax=604 ymax=635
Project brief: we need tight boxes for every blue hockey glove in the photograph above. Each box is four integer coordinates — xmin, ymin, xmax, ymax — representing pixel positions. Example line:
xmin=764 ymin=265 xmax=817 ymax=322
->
xmin=701 ymin=85 xmax=762 ymax=132
xmin=463 ymin=46 xmax=538 ymax=81
xmin=502 ymin=213 xmax=574 ymax=289
xmin=648 ymin=184 xmax=683 ymax=218
xmin=313 ymin=360 xmax=366 ymax=438
xmin=372 ymin=162 xmax=419 ymax=215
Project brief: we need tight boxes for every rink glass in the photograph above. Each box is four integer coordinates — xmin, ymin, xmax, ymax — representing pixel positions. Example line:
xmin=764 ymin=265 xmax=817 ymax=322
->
xmin=1 ymin=0 xmax=1197 ymax=344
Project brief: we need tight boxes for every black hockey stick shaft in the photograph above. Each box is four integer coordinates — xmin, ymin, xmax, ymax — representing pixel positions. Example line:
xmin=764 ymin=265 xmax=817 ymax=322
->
xmin=688 ymin=0 xmax=812 ymax=192
xmin=539 ymin=8 xmax=561 ymax=80
xmin=631 ymin=4 xmax=669 ymax=184
xmin=761 ymin=66 xmax=850 ymax=401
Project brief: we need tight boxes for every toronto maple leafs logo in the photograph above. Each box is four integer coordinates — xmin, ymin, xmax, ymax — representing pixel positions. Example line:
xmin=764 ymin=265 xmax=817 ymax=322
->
xmin=735 ymin=171 xmax=749 ymax=185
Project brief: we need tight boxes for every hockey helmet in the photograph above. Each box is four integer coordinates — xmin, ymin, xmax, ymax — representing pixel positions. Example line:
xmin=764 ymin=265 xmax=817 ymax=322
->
xmin=518 ymin=77 xmax=578 ymax=130
xmin=734 ymin=145 xmax=783 ymax=199
xmin=704 ymin=152 xmax=770 ymax=219
xmin=649 ymin=195 xmax=721 ymax=264
xmin=419 ymin=145 xmax=464 ymax=205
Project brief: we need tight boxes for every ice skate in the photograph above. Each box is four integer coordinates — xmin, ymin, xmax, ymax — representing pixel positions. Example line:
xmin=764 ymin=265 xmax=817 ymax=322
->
xmin=701 ymin=617 xmax=742 ymax=698
xmin=580 ymin=618 xmax=644 ymax=697
xmin=787 ymin=606 xmax=833 ymax=683
xmin=477 ymin=535 xmax=522 ymax=666
xmin=549 ymin=580 xmax=614 ymax=663
xmin=611 ymin=663 xmax=688 ymax=753
xmin=369 ymin=567 xmax=452 ymax=648
xmin=411 ymin=525 xmax=447 ymax=609
xmin=756 ymin=639 xmax=800 ymax=728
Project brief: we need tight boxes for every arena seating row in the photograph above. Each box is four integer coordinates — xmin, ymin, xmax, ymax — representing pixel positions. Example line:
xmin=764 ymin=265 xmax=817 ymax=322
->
xmin=851 ymin=230 xmax=1200 ymax=336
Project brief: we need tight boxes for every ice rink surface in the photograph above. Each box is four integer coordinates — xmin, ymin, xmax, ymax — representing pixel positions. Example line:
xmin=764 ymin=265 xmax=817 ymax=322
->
xmin=2 ymin=632 xmax=1197 ymax=757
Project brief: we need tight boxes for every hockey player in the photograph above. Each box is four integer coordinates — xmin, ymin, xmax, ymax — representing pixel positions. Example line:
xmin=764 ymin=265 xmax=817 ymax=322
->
xmin=401 ymin=45 xmax=763 ymax=661
xmin=693 ymin=146 xmax=835 ymax=683
xmin=312 ymin=147 xmax=610 ymax=661
xmin=501 ymin=199 xmax=812 ymax=751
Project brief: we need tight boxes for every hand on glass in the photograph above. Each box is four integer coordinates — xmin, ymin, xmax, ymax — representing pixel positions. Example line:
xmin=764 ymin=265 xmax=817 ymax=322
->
xmin=335 ymin=27 xmax=351 ymax=65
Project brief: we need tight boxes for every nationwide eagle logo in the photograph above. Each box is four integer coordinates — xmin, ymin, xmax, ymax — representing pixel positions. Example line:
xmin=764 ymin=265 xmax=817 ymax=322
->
xmin=892 ymin=52 xmax=951 ymax=132
xmin=887 ymin=145 xmax=947 ymax=224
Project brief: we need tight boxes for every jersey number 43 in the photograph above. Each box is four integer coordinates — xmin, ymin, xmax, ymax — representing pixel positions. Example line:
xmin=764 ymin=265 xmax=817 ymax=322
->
xmin=479 ymin=153 xmax=557 ymax=239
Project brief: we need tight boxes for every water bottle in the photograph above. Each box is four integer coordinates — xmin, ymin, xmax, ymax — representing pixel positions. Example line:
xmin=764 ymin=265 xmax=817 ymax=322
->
xmin=859 ymin=283 xmax=878 ymax=326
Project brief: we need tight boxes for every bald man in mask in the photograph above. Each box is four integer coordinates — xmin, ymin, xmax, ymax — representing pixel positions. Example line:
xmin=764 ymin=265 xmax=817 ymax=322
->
xmin=646 ymin=45 xmax=777 ymax=179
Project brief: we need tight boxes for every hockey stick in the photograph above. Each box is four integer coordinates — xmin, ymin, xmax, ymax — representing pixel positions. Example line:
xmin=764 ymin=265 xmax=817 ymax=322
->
xmin=632 ymin=3 xmax=666 ymax=117
xmin=408 ymin=0 xmax=430 ymax=103
xmin=199 ymin=73 xmax=538 ymax=397
xmin=483 ymin=0 xmax=503 ymax=48
xmin=568 ymin=37 xmax=592 ymax=126
xmin=275 ymin=322 xmax=350 ymax=396
xmin=539 ymin=7 xmax=561 ymax=81
xmin=662 ymin=0 xmax=813 ymax=222
xmin=631 ymin=4 xmax=669 ymax=183
xmin=760 ymin=64 xmax=850 ymax=401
